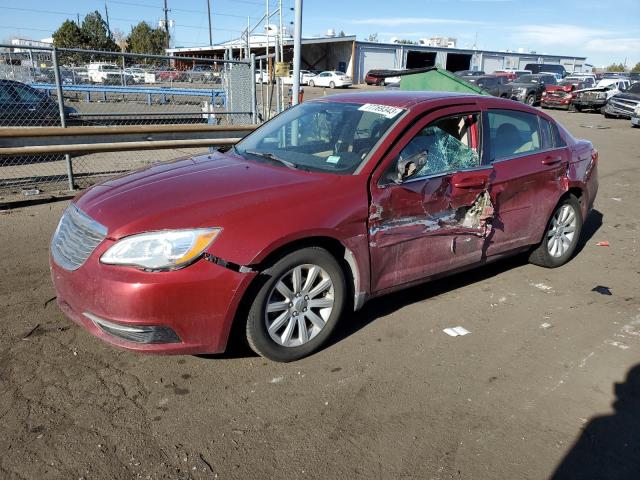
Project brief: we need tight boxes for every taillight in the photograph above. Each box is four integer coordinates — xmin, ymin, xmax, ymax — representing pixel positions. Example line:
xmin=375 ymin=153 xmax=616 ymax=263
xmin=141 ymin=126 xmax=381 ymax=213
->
xmin=591 ymin=148 xmax=598 ymax=164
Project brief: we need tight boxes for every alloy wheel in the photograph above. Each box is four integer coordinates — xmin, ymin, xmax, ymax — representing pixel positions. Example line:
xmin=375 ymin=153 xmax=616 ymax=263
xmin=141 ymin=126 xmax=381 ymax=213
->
xmin=547 ymin=204 xmax=577 ymax=257
xmin=264 ymin=264 xmax=334 ymax=347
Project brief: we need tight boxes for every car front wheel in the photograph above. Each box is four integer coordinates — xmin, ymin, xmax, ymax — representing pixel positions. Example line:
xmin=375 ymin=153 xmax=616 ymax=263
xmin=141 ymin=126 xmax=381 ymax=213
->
xmin=529 ymin=195 xmax=583 ymax=268
xmin=309 ymin=80 xmax=315 ymax=87
xmin=329 ymin=81 xmax=335 ymax=88
xmin=526 ymin=94 xmax=536 ymax=106
xmin=245 ymin=247 xmax=346 ymax=362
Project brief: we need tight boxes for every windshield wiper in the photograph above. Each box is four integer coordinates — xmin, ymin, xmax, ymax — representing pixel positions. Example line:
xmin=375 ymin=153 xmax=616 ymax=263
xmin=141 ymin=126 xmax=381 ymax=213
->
xmin=244 ymin=150 xmax=297 ymax=170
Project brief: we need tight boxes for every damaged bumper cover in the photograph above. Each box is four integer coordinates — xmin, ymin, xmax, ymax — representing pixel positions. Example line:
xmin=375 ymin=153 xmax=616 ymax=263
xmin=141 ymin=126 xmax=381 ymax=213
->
xmin=50 ymin=245 xmax=257 ymax=354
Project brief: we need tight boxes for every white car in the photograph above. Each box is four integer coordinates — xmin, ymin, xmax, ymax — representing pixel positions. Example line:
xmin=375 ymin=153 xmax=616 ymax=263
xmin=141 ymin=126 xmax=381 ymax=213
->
xmin=282 ymin=70 xmax=317 ymax=85
xmin=308 ymin=71 xmax=352 ymax=88
xmin=86 ymin=63 xmax=123 ymax=84
xmin=123 ymin=68 xmax=146 ymax=84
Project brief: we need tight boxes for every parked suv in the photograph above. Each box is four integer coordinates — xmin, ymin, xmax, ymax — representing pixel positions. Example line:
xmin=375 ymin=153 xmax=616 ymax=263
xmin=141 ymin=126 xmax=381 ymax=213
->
xmin=524 ymin=63 xmax=567 ymax=78
xmin=510 ymin=74 xmax=557 ymax=105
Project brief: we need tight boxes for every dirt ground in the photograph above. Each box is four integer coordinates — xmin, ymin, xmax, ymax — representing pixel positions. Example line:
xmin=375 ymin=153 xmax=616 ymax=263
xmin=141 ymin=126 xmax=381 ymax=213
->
xmin=0 ymin=106 xmax=639 ymax=480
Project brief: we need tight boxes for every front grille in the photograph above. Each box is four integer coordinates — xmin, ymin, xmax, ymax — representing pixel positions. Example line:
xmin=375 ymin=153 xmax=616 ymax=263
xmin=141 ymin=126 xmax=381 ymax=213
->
xmin=580 ymin=92 xmax=604 ymax=102
xmin=608 ymin=97 xmax=638 ymax=114
xmin=51 ymin=204 xmax=107 ymax=271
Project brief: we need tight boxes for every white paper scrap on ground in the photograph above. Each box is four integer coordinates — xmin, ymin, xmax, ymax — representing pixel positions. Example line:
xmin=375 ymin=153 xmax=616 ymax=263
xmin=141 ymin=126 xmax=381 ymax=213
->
xmin=443 ymin=326 xmax=471 ymax=337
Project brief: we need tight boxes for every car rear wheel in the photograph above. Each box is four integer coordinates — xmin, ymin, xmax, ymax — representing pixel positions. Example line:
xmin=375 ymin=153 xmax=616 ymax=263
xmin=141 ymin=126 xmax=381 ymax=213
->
xmin=245 ymin=247 xmax=346 ymax=362
xmin=309 ymin=80 xmax=315 ymax=87
xmin=529 ymin=195 xmax=583 ymax=268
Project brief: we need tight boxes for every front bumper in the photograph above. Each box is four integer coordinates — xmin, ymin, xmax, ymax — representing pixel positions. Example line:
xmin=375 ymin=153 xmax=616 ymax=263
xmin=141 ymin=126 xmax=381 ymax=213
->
xmin=573 ymin=98 xmax=607 ymax=110
xmin=50 ymin=242 xmax=256 ymax=354
xmin=541 ymin=97 xmax=572 ymax=109
xmin=603 ymin=102 xmax=636 ymax=119
xmin=632 ymin=115 xmax=640 ymax=126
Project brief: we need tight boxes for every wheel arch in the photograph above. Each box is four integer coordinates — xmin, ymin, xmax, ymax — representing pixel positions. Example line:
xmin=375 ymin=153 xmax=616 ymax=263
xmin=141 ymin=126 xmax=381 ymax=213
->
xmin=226 ymin=235 xmax=365 ymax=349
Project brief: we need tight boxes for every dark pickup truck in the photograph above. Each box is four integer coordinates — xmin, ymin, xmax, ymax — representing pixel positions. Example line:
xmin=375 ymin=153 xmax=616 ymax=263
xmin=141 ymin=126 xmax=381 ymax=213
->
xmin=509 ymin=74 xmax=557 ymax=106
xmin=603 ymin=82 xmax=640 ymax=119
xmin=464 ymin=75 xmax=513 ymax=98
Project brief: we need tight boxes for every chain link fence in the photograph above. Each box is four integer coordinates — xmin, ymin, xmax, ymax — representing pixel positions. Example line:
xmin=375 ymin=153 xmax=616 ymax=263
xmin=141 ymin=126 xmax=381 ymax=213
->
xmin=0 ymin=44 xmax=257 ymax=201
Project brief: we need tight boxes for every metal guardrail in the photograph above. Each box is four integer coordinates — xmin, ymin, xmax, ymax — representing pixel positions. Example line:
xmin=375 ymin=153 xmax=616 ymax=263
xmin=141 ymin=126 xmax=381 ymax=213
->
xmin=0 ymin=124 xmax=257 ymax=156
xmin=31 ymin=83 xmax=227 ymax=106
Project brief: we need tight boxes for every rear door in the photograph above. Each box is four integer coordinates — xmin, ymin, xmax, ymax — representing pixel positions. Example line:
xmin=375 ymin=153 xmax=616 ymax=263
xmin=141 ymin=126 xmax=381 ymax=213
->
xmin=482 ymin=108 xmax=569 ymax=255
xmin=368 ymin=105 xmax=494 ymax=293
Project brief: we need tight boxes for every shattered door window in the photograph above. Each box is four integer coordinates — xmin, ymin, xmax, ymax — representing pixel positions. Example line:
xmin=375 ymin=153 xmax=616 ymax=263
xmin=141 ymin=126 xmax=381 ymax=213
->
xmin=395 ymin=113 xmax=481 ymax=180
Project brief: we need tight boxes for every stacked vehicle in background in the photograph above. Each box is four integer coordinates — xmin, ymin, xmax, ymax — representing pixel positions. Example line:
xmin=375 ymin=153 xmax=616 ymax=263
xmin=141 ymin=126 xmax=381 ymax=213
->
xmin=573 ymin=78 xmax=631 ymax=112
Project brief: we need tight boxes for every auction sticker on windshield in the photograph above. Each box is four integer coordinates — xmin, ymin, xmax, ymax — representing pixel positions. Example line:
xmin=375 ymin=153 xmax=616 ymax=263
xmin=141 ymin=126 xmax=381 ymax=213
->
xmin=358 ymin=103 xmax=404 ymax=119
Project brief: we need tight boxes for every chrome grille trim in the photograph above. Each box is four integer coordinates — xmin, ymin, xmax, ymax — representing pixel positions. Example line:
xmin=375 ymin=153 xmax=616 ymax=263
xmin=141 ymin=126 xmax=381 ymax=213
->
xmin=51 ymin=204 xmax=107 ymax=271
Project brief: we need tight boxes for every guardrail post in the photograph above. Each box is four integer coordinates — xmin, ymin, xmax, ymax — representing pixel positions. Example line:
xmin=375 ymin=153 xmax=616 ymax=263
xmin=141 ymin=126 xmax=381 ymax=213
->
xmin=250 ymin=54 xmax=257 ymax=124
xmin=52 ymin=47 xmax=75 ymax=191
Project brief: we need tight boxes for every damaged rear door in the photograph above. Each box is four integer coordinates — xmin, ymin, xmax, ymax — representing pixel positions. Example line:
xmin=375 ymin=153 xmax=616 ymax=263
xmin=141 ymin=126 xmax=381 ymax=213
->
xmin=368 ymin=106 xmax=494 ymax=293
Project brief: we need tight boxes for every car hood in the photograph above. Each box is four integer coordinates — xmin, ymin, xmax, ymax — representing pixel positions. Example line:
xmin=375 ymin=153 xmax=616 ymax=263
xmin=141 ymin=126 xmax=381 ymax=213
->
xmin=574 ymin=87 xmax=608 ymax=94
xmin=611 ymin=91 xmax=640 ymax=101
xmin=74 ymin=151 xmax=341 ymax=240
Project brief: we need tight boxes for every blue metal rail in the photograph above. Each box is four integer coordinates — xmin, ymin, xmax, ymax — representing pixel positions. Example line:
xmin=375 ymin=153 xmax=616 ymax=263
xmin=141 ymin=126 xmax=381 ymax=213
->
xmin=30 ymin=83 xmax=226 ymax=106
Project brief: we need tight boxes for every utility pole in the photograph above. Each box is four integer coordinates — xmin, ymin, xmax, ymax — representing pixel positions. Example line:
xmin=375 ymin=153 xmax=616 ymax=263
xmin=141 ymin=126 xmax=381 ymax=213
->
xmin=207 ymin=0 xmax=213 ymax=46
xmin=77 ymin=13 xmax=80 ymax=25
xmin=291 ymin=0 xmax=302 ymax=105
xmin=163 ymin=0 xmax=170 ymax=49
xmin=265 ymin=0 xmax=271 ymax=118
xmin=278 ymin=0 xmax=284 ymax=110
xmin=104 ymin=1 xmax=112 ymax=38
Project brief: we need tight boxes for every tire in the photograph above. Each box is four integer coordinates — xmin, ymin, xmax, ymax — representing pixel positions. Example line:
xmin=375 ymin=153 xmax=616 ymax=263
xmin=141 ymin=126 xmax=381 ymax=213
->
xmin=526 ymin=94 xmax=536 ymax=106
xmin=329 ymin=81 xmax=335 ymax=89
xmin=245 ymin=247 xmax=346 ymax=362
xmin=574 ymin=105 xmax=582 ymax=112
xmin=309 ymin=80 xmax=315 ymax=87
xmin=529 ymin=195 xmax=583 ymax=268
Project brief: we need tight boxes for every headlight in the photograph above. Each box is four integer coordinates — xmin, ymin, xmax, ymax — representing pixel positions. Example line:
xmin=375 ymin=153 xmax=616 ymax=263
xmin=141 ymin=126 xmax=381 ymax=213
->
xmin=634 ymin=104 xmax=640 ymax=115
xmin=518 ymin=87 xmax=528 ymax=94
xmin=101 ymin=228 xmax=221 ymax=270
xmin=597 ymin=92 xmax=606 ymax=99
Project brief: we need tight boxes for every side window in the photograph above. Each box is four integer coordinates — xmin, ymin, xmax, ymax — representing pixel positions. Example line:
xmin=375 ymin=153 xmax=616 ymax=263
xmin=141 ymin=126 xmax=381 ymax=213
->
xmin=10 ymin=84 xmax=44 ymax=103
xmin=540 ymin=117 xmax=554 ymax=150
xmin=391 ymin=112 xmax=481 ymax=182
xmin=0 ymin=85 xmax=14 ymax=103
xmin=488 ymin=110 xmax=541 ymax=161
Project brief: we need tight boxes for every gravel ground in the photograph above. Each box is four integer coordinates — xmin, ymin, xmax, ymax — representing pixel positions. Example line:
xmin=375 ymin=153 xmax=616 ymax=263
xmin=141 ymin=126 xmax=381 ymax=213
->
xmin=0 ymin=107 xmax=638 ymax=480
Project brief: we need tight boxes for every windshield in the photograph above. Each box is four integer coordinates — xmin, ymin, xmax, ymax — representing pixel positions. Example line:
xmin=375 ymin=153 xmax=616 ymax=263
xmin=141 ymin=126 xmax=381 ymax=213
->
xmin=519 ymin=75 xmax=538 ymax=83
xmin=102 ymin=65 xmax=119 ymax=71
xmin=235 ymin=101 xmax=404 ymax=174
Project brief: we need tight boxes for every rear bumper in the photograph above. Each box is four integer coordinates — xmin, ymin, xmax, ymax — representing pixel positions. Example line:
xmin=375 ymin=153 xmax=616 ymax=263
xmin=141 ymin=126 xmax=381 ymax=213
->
xmin=50 ymin=246 xmax=256 ymax=354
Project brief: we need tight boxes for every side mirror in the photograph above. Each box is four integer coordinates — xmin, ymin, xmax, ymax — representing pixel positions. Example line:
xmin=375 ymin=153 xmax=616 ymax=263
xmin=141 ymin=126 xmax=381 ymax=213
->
xmin=393 ymin=151 xmax=427 ymax=184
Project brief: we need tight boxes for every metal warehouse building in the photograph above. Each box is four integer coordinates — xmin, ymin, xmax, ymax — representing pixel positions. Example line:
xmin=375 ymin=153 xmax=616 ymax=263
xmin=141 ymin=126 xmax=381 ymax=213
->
xmin=167 ymin=35 xmax=588 ymax=83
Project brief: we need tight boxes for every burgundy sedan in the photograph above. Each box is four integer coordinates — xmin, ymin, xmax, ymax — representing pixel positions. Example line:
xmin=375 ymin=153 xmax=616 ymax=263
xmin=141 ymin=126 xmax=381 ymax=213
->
xmin=50 ymin=92 xmax=598 ymax=362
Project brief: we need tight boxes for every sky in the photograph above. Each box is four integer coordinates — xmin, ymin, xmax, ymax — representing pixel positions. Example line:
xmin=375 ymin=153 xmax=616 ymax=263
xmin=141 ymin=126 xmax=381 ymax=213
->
xmin=0 ymin=0 xmax=639 ymax=68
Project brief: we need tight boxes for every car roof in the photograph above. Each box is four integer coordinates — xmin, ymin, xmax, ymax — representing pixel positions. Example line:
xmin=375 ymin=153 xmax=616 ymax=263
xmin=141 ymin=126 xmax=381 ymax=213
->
xmin=311 ymin=91 xmax=482 ymax=108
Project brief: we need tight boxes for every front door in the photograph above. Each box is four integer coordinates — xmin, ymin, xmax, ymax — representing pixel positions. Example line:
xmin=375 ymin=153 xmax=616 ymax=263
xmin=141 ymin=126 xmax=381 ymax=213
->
xmin=368 ymin=106 xmax=494 ymax=293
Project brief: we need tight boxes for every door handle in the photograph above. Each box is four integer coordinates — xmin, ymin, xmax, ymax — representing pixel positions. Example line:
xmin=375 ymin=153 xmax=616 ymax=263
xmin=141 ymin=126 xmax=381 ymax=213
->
xmin=542 ymin=155 xmax=562 ymax=165
xmin=453 ymin=178 xmax=487 ymax=189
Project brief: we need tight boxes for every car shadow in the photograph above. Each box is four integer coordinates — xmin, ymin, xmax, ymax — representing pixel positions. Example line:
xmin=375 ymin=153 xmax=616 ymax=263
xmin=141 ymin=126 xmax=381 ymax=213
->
xmin=574 ymin=208 xmax=603 ymax=256
xmin=550 ymin=364 xmax=640 ymax=479
xmin=329 ymin=252 xmax=531 ymax=348
xmin=200 ymin=209 xmax=603 ymax=361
